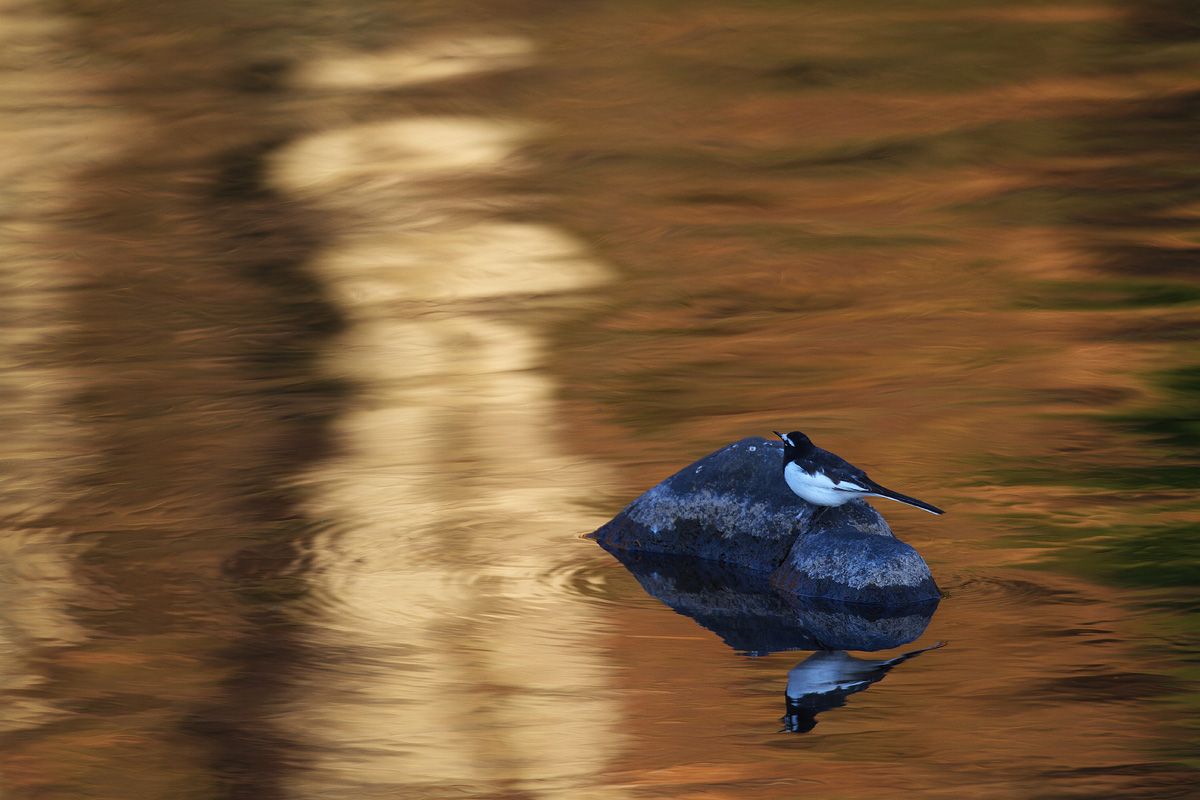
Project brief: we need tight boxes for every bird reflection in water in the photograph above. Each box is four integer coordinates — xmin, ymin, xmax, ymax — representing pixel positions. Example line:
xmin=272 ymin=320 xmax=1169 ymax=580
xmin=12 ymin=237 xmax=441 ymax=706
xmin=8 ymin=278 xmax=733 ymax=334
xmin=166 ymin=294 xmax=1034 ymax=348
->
xmin=599 ymin=545 xmax=945 ymax=731
xmin=782 ymin=643 xmax=945 ymax=733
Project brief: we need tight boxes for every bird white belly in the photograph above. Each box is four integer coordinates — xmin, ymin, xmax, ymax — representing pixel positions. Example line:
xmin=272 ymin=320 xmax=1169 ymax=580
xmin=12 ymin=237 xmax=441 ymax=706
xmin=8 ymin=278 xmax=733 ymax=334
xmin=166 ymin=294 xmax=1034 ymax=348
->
xmin=783 ymin=462 xmax=863 ymax=507
xmin=787 ymin=652 xmax=875 ymax=696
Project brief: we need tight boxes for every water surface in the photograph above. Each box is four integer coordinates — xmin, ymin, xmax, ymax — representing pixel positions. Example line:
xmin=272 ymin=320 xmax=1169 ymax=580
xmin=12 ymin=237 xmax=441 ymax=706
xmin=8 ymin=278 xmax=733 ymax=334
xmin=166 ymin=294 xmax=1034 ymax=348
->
xmin=0 ymin=0 xmax=1198 ymax=798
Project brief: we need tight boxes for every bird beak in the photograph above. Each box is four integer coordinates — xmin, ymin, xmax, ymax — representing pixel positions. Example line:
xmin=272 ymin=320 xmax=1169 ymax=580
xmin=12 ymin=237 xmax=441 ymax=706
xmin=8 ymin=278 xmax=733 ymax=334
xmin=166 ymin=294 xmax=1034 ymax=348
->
xmin=773 ymin=431 xmax=787 ymax=444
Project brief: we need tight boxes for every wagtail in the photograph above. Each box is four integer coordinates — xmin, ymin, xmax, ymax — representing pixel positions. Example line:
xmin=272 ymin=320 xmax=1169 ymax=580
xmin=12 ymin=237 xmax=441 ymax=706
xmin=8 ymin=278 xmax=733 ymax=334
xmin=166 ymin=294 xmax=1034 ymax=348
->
xmin=773 ymin=430 xmax=944 ymax=515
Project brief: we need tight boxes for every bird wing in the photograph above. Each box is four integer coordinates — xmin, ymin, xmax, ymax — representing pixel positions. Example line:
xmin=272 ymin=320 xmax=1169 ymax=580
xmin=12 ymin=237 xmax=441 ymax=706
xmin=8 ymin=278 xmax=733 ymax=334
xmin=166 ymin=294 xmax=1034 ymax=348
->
xmin=810 ymin=448 xmax=945 ymax=514
xmin=810 ymin=453 xmax=872 ymax=492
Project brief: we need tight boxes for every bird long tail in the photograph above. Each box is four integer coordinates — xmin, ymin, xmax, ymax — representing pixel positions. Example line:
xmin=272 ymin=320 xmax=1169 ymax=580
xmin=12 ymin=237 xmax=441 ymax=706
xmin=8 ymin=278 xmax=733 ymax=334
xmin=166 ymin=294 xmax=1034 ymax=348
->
xmin=866 ymin=485 xmax=944 ymax=515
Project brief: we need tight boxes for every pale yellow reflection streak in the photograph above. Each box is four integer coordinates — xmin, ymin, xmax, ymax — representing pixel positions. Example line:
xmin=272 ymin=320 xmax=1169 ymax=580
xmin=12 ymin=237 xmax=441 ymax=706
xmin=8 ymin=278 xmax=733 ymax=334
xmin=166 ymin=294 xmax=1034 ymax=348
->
xmin=273 ymin=43 xmax=626 ymax=799
xmin=291 ymin=35 xmax=535 ymax=93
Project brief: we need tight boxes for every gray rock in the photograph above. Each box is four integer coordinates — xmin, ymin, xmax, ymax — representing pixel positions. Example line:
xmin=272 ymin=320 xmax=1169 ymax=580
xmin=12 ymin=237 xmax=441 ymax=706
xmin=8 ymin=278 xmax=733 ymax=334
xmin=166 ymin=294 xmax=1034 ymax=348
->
xmin=592 ymin=436 xmax=939 ymax=604
xmin=773 ymin=526 xmax=940 ymax=604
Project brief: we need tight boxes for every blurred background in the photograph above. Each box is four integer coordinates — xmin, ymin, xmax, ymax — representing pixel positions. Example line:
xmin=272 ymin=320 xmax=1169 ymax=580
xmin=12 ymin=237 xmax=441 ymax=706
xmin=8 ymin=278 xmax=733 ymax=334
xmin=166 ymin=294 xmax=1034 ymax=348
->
xmin=1 ymin=0 xmax=1198 ymax=797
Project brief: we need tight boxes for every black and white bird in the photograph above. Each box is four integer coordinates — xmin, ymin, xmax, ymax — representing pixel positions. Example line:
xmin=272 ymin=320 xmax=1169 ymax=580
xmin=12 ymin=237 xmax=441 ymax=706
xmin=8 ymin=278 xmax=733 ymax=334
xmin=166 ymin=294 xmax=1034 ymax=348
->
xmin=773 ymin=430 xmax=944 ymax=515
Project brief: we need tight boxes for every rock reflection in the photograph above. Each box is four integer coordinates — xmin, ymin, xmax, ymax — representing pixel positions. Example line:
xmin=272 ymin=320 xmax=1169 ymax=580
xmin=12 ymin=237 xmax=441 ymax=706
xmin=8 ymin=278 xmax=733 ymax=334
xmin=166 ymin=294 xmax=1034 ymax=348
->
xmin=603 ymin=547 xmax=941 ymax=730
xmin=605 ymin=547 xmax=939 ymax=655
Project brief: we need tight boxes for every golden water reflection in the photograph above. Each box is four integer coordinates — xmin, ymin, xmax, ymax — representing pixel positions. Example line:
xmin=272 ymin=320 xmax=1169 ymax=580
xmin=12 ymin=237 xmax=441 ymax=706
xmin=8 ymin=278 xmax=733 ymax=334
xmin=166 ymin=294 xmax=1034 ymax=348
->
xmin=272 ymin=49 xmax=625 ymax=797
xmin=0 ymin=0 xmax=122 ymax=755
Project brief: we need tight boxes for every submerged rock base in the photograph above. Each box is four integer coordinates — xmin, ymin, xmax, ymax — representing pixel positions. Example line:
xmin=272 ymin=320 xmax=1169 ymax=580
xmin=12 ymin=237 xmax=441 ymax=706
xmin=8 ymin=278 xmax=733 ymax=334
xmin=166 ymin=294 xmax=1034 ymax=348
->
xmin=591 ymin=437 xmax=939 ymax=605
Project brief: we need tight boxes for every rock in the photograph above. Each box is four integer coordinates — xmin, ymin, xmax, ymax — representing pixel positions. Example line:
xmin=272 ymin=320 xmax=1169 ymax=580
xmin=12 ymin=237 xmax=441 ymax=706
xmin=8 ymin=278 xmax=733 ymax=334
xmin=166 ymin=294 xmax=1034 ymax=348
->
xmin=591 ymin=437 xmax=876 ymax=571
xmin=773 ymin=526 xmax=940 ymax=605
xmin=592 ymin=436 xmax=939 ymax=604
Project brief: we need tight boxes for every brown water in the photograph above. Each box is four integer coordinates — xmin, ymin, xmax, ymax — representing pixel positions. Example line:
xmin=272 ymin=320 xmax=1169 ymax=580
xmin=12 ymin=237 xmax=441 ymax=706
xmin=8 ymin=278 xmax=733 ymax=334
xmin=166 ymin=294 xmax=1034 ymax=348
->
xmin=1 ymin=0 xmax=1198 ymax=797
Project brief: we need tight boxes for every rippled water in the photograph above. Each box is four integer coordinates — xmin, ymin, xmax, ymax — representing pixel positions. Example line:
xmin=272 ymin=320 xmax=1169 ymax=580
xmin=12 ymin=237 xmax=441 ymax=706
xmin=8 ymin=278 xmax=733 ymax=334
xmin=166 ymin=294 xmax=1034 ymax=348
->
xmin=1 ymin=0 xmax=1198 ymax=797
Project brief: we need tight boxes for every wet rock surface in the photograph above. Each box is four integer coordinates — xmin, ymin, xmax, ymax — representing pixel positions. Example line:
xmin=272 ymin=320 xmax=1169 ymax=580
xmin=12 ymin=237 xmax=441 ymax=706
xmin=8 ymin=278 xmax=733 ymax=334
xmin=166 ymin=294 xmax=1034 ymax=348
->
xmin=592 ymin=437 xmax=939 ymax=604
xmin=773 ymin=526 xmax=940 ymax=604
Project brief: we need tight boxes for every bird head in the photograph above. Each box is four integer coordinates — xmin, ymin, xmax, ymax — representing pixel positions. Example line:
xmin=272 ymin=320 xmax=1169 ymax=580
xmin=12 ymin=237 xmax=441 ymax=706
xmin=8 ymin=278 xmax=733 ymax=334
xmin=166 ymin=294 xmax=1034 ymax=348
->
xmin=773 ymin=430 xmax=813 ymax=455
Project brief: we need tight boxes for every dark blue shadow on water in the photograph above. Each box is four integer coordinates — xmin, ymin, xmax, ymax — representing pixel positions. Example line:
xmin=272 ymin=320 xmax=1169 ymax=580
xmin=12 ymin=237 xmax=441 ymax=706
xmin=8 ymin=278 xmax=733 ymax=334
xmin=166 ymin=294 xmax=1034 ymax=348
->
xmin=601 ymin=545 xmax=940 ymax=655
xmin=601 ymin=545 xmax=943 ymax=733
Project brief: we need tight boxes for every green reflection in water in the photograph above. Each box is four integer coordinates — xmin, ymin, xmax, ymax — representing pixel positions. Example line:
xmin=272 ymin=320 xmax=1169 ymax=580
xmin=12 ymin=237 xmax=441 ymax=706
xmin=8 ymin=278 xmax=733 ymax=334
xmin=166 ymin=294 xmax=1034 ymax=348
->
xmin=1015 ymin=281 xmax=1200 ymax=310
xmin=994 ymin=358 xmax=1200 ymax=764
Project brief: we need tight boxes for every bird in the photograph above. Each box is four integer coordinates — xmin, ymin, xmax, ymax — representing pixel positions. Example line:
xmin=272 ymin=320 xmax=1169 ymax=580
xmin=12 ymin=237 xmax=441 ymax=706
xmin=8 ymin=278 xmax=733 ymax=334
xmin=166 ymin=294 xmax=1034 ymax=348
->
xmin=773 ymin=430 xmax=944 ymax=515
